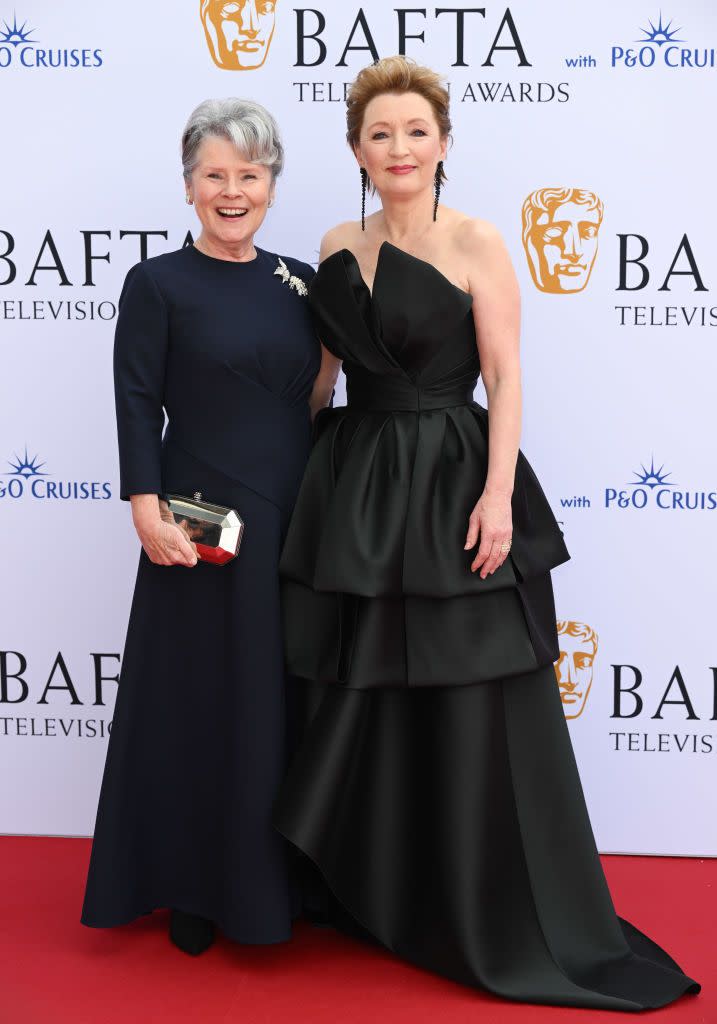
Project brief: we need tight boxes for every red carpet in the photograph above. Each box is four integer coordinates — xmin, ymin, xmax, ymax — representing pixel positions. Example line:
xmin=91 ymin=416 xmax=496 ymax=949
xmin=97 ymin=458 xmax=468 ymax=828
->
xmin=1 ymin=837 xmax=711 ymax=1024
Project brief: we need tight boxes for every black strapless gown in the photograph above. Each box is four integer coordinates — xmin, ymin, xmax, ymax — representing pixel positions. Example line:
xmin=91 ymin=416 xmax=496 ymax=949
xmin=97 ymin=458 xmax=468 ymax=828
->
xmin=274 ymin=242 xmax=700 ymax=1010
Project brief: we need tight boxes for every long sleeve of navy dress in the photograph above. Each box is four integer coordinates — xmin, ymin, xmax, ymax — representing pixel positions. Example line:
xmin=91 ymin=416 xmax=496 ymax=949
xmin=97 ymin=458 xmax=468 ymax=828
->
xmin=113 ymin=262 xmax=169 ymax=499
xmin=82 ymin=244 xmax=320 ymax=943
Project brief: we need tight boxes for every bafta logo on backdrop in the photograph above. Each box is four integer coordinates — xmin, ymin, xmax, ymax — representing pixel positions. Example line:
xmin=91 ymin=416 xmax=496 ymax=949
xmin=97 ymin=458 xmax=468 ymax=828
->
xmin=201 ymin=0 xmax=277 ymax=70
xmin=522 ymin=188 xmax=604 ymax=294
xmin=555 ymin=620 xmax=599 ymax=719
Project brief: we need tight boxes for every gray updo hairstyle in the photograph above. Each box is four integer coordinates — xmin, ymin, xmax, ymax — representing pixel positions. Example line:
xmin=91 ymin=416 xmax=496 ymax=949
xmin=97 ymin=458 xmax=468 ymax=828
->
xmin=181 ymin=98 xmax=285 ymax=181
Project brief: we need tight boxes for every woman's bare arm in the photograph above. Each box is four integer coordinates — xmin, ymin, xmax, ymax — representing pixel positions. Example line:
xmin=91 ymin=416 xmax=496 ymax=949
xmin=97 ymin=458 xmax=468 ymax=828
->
xmin=462 ymin=220 xmax=522 ymax=578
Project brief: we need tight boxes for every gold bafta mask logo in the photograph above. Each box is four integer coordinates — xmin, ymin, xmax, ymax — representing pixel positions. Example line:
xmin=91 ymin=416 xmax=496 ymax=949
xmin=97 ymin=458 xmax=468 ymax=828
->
xmin=555 ymin=620 xmax=599 ymax=719
xmin=522 ymin=188 xmax=604 ymax=294
xmin=201 ymin=0 xmax=277 ymax=71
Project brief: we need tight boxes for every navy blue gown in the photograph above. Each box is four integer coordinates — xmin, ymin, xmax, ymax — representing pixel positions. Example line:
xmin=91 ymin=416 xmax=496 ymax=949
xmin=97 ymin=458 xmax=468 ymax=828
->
xmin=82 ymin=244 xmax=320 ymax=943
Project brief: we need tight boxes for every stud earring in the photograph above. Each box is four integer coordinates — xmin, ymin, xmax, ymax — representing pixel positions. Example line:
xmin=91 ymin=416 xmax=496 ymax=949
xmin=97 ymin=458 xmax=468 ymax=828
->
xmin=433 ymin=161 xmax=443 ymax=222
xmin=360 ymin=167 xmax=367 ymax=232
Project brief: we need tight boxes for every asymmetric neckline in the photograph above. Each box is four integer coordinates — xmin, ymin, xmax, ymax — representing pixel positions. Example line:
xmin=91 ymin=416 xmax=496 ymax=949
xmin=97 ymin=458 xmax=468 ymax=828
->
xmin=335 ymin=241 xmax=472 ymax=301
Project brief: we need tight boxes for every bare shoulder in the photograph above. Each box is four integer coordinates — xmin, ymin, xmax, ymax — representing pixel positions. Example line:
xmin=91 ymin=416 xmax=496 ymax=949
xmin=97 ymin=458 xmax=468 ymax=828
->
xmin=453 ymin=215 xmax=507 ymax=263
xmin=448 ymin=214 xmax=518 ymax=300
xmin=319 ymin=221 xmax=361 ymax=261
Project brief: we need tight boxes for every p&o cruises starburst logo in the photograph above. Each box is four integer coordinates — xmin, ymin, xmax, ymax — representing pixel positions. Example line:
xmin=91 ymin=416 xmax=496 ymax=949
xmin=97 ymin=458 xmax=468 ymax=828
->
xmin=1 ymin=448 xmax=111 ymax=500
xmin=629 ymin=457 xmax=674 ymax=490
xmin=0 ymin=11 xmax=104 ymax=69
xmin=636 ymin=13 xmax=684 ymax=48
xmin=0 ymin=12 xmax=35 ymax=47
xmin=6 ymin=446 xmax=48 ymax=479
xmin=605 ymin=456 xmax=716 ymax=511
xmin=611 ymin=12 xmax=714 ymax=70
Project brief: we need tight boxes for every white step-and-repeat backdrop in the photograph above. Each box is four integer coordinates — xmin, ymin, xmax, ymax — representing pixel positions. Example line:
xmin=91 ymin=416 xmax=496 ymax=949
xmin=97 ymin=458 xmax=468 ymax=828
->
xmin=0 ymin=1 xmax=715 ymax=854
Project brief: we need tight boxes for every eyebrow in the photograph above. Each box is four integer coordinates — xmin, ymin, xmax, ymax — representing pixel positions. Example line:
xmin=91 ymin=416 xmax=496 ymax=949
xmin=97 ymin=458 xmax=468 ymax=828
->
xmin=366 ymin=118 xmax=432 ymax=130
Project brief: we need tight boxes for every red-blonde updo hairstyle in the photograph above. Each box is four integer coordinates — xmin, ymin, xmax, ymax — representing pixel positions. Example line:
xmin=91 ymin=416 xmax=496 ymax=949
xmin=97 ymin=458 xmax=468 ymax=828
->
xmin=346 ymin=56 xmax=451 ymax=188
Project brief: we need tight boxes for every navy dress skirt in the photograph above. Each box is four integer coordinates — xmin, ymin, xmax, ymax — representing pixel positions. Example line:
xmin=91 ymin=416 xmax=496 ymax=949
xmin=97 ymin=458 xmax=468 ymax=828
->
xmin=82 ymin=244 xmax=320 ymax=943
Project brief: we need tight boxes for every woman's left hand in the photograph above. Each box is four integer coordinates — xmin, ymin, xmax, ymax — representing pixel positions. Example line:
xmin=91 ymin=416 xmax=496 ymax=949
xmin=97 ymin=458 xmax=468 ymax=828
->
xmin=464 ymin=490 xmax=513 ymax=579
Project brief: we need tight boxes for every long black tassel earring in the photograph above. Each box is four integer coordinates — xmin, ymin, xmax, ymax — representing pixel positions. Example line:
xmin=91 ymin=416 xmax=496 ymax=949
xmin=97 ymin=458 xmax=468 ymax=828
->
xmin=360 ymin=167 xmax=367 ymax=231
xmin=433 ymin=161 xmax=443 ymax=222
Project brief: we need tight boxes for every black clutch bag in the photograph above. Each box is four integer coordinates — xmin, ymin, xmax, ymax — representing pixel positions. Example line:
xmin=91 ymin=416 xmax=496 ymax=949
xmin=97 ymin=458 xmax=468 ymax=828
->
xmin=165 ymin=492 xmax=244 ymax=565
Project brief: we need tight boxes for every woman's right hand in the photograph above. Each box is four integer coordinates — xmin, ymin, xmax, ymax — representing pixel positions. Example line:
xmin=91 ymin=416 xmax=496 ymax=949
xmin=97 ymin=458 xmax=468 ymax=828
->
xmin=130 ymin=495 xmax=198 ymax=567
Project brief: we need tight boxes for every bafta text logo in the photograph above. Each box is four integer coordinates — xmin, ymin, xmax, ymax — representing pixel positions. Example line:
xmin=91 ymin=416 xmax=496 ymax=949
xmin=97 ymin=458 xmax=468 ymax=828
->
xmin=555 ymin=620 xmax=598 ymax=719
xmin=201 ymin=0 xmax=277 ymax=71
xmin=522 ymin=188 xmax=604 ymax=294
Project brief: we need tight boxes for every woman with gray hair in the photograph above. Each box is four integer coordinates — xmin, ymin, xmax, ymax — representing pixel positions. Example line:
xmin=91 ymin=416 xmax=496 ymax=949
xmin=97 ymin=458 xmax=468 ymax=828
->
xmin=81 ymin=98 xmax=333 ymax=954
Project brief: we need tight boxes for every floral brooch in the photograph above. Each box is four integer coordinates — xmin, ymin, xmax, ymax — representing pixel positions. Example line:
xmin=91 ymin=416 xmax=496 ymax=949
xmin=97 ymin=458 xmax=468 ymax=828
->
xmin=274 ymin=257 xmax=308 ymax=296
